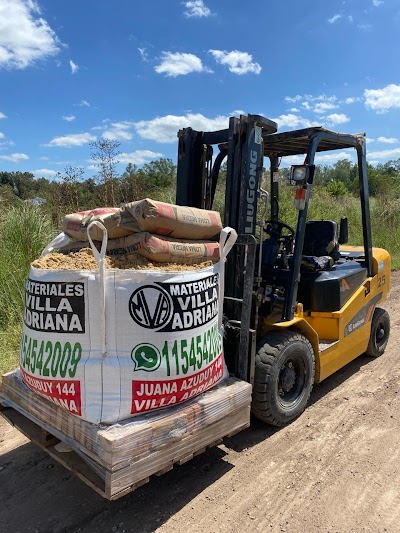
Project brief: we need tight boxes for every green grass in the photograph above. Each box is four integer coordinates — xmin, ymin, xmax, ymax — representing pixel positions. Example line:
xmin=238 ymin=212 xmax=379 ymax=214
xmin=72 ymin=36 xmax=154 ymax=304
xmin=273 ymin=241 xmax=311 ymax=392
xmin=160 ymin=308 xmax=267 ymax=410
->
xmin=0 ymin=323 xmax=21 ymax=376
xmin=0 ymin=204 xmax=56 ymax=375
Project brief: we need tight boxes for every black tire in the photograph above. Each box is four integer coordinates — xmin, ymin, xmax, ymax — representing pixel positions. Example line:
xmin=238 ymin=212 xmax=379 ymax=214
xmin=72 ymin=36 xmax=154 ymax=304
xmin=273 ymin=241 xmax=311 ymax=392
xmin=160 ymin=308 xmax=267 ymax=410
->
xmin=365 ymin=307 xmax=390 ymax=357
xmin=252 ymin=331 xmax=315 ymax=427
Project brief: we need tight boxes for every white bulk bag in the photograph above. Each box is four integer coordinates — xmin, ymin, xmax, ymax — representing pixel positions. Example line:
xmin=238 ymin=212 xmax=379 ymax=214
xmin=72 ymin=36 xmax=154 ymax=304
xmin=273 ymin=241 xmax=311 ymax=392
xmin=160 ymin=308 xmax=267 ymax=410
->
xmin=19 ymin=223 xmax=237 ymax=424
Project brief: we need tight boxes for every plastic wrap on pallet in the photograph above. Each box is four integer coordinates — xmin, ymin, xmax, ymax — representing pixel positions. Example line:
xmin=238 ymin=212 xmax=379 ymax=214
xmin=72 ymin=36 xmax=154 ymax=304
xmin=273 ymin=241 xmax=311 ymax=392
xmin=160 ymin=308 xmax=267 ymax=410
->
xmin=0 ymin=369 xmax=252 ymax=486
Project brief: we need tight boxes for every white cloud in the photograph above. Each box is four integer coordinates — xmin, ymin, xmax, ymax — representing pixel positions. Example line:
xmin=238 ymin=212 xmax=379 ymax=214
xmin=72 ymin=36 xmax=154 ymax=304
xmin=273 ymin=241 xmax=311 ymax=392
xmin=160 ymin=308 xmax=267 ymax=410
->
xmin=357 ymin=24 xmax=372 ymax=31
xmin=283 ymin=151 xmax=352 ymax=166
xmin=315 ymin=95 xmax=337 ymax=102
xmin=0 ymin=140 xmax=15 ymax=148
xmin=284 ymin=93 xmax=348 ymax=119
xmin=344 ymin=97 xmax=357 ymax=104
xmin=272 ymin=114 xmax=315 ymax=129
xmin=77 ymin=99 xmax=90 ymax=107
xmin=183 ymin=0 xmax=212 ymax=18
xmin=348 ymin=15 xmax=353 ymax=23
xmin=155 ymin=52 xmax=210 ymax=77
xmin=0 ymin=132 xmax=4 ymax=139
xmin=69 ymin=59 xmax=79 ymax=74
xmin=364 ymin=84 xmax=400 ymax=112
xmin=134 ymin=113 xmax=231 ymax=143
xmin=119 ymin=150 xmax=164 ymax=165
xmin=209 ymin=49 xmax=261 ymax=75
xmin=0 ymin=111 xmax=6 ymax=119
xmin=326 ymin=113 xmax=350 ymax=125
xmin=366 ymin=138 xmax=375 ymax=143
xmin=46 ymin=132 xmax=96 ymax=148
xmin=377 ymin=136 xmax=399 ymax=144
xmin=285 ymin=95 xmax=302 ymax=103
xmin=314 ymin=102 xmax=338 ymax=114
xmin=62 ymin=114 xmax=76 ymax=122
xmin=328 ymin=14 xmax=342 ymax=23
xmin=103 ymin=121 xmax=134 ymax=141
xmin=290 ymin=94 xmax=337 ymax=104
xmin=138 ymin=47 xmax=149 ymax=62
xmin=372 ymin=0 xmax=383 ymax=6
xmin=0 ymin=0 xmax=61 ymax=69
xmin=0 ymin=152 xmax=29 ymax=162
xmin=31 ymin=168 xmax=56 ymax=178
xmin=368 ymin=148 xmax=400 ymax=159
xmin=315 ymin=151 xmax=352 ymax=163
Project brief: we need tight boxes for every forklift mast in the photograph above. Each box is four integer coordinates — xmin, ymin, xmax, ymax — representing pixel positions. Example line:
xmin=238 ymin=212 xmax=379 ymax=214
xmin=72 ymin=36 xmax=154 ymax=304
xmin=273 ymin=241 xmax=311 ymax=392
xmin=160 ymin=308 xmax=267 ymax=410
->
xmin=176 ymin=114 xmax=277 ymax=381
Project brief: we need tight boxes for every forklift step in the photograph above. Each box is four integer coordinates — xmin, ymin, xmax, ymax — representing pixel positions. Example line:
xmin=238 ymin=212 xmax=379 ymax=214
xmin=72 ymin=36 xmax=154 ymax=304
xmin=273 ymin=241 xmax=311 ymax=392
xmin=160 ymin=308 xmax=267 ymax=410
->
xmin=319 ymin=339 xmax=339 ymax=352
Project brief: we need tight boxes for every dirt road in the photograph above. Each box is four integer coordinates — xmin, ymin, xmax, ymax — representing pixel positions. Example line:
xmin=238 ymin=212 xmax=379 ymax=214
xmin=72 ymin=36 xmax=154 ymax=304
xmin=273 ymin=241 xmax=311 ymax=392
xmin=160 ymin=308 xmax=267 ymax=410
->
xmin=1 ymin=274 xmax=400 ymax=533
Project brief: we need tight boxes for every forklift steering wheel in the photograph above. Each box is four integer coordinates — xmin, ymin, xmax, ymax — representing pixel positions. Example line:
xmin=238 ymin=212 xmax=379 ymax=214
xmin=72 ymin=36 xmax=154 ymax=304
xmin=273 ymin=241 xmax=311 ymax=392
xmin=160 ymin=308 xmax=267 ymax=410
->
xmin=264 ymin=220 xmax=295 ymax=240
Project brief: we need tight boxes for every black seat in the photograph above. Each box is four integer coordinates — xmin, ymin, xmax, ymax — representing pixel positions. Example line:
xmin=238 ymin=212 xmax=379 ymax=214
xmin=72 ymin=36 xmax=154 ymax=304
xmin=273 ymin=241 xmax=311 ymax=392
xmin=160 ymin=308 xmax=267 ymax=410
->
xmin=300 ymin=220 xmax=340 ymax=272
xmin=302 ymin=220 xmax=339 ymax=259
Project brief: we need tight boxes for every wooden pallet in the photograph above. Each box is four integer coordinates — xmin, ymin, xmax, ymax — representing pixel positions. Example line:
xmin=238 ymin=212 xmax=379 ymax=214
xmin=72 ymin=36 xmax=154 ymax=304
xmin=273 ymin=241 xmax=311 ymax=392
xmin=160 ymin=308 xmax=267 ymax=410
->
xmin=0 ymin=374 xmax=251 ymax=500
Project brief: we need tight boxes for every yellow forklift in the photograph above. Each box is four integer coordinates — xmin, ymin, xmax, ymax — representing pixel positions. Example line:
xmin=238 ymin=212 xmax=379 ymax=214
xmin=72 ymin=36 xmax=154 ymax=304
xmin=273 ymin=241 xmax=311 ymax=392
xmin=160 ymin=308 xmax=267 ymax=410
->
xmin=176 ymin=114 xmax=391 ymax=426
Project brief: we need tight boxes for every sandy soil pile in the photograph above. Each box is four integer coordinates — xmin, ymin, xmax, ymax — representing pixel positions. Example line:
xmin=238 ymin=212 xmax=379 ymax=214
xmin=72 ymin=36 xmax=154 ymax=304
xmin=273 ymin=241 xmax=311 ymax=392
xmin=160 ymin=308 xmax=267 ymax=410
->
xmin=32 ymin=248 xmax=213 ymax=271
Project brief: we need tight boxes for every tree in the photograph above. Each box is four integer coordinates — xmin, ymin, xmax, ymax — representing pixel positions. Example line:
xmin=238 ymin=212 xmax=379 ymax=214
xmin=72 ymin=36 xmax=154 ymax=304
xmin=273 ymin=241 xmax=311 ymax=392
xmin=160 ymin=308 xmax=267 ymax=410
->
xmin=90 ymin=138 xmax=121 ymax=205
xmin=120 ymin=163 xmax=142 ymax=202
xmin=0 ymin=184 xmax=20 ymax=207
xmin=0 ymin=171 xmax=36 ymax=199
xmin=137 ymin=158 xmax=176 ymax=192
xmin=55 ymin=166 xmax=85 ymax=212
xmin=326 ymin=179 xmax=348 ymax=198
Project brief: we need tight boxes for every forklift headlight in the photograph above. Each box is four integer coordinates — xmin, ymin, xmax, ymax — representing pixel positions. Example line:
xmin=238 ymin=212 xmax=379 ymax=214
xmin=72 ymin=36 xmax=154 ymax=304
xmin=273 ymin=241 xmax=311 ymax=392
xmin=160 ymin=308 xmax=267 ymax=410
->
xmin=289 ymin=164 xmax=315 ymax=185
xmin=290 ymin=165 xmax=308 ymax=183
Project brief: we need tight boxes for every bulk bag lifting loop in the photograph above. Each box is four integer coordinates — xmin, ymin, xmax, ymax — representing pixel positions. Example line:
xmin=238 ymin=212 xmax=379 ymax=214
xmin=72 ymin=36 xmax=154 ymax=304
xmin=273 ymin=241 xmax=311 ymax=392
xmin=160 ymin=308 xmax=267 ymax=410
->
xmin=40 ymin=232 xmax=71 ymax=257
xmin=87 ymin=221 xmax=108 ymax=358
xmin=218 ymin=227 xmax=237 ymax=329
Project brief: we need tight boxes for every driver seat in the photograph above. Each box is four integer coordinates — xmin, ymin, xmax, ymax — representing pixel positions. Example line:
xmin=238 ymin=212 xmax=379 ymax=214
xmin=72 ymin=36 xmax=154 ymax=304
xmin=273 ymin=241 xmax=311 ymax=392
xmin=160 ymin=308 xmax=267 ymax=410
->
xmin=301 ymin=220 xmax=340 ymax=271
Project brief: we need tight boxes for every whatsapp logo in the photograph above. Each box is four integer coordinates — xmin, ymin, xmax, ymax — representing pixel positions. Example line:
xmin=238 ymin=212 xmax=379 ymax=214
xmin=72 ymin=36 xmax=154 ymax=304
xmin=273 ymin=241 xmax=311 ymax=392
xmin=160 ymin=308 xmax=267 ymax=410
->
xmin=131 ymin=343 xmax=161 ymax=372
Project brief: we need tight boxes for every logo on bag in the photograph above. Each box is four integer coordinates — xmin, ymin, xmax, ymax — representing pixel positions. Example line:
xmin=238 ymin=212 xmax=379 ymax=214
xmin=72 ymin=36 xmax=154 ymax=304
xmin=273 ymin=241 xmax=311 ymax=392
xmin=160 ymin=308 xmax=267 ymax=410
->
xmin=129 ymin=285 xmax=173 ymax=329
xmin=131 ymin=343 xmax=161 ymax=372
xmin=128 ymin=275 xmax=220 ymax=332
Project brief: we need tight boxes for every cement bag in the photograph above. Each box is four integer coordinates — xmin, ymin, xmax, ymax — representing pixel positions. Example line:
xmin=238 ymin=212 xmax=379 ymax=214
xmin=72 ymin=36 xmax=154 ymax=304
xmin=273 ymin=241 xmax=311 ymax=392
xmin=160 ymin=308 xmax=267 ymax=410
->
xmin=58 ymin=232 xmax=220 ymax=264
xmin=19 ymin=222 xmax=237 ymax=424
xmin=119 ymin=198 xmax=222 ymax=239
xmin=63 ymin=208 xmax=131 ymax=241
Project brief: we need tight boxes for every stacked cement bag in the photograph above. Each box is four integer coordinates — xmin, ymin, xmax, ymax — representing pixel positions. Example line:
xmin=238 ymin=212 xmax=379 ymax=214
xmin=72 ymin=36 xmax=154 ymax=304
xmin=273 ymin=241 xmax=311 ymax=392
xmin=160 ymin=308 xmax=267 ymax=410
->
xmin=19 ymin=200 xmax=237 ymax=425
xmin=58 ymin=232 xmax=220 ymax=264
xmin=59 ymin=199 xmax=223 ymax=264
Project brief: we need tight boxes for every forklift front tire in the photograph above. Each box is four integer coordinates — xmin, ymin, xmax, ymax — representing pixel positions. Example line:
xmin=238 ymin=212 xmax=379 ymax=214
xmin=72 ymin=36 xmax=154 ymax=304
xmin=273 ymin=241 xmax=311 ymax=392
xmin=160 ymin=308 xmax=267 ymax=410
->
xmin=365 ymin=307 xmax=390 ymax=358
xmin=252 ymin=331 xmax=315 ymax=427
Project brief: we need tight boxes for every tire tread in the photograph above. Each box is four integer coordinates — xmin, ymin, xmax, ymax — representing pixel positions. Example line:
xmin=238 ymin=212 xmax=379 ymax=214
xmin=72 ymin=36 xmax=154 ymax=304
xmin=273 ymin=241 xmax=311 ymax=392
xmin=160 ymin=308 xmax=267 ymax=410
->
xmin=252 ymin=331 xmax=315 ymax=427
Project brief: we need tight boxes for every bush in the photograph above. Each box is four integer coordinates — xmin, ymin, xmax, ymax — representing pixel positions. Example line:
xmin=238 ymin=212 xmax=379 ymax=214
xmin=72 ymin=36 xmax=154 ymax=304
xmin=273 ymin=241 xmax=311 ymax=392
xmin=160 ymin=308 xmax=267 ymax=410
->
xmin=326 ymin=179 xmax=348 ymax=198
xmin=0 ymin=204 xmax=55 ymax=328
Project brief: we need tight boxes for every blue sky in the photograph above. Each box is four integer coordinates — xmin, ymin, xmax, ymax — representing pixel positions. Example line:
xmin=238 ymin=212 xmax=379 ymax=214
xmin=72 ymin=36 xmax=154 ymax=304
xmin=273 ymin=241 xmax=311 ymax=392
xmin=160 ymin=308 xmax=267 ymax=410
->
xmin=1 ymin=0 xmax=400 ymax=180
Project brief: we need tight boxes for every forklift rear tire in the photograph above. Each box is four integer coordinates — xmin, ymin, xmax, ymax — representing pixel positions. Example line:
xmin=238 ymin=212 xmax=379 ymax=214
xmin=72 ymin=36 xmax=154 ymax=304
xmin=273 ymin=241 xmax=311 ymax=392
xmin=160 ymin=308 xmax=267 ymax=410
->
xmin=365 ymin=307 xmax=390 ymax=357
xmin=252 ymin=331 xmax=315 ymax=427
